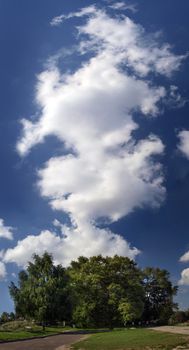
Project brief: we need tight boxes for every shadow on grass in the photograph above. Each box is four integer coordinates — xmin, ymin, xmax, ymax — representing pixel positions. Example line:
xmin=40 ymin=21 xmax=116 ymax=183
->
xmin=63 ymin=329 xmax=112 ymax=335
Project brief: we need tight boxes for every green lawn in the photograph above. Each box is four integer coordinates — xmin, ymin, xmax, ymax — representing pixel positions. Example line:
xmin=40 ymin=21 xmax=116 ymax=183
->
xmin=0 ymin=321 xmax=71 ymax=342
xmin=0 ymin=329 xmax=53 ymax=342
xmin=73 ymin=329 xmax=189 ymax=350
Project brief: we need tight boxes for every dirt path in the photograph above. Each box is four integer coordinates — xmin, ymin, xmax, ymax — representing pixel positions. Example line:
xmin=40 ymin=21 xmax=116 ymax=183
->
xmin=150 ymin=325 xmax=189 ymax=335
xmin=0 ymin=333 xmax=86 ymax=350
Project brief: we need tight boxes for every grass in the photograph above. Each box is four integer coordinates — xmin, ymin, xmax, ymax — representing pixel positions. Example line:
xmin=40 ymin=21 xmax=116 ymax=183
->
xmin=0 ymin=320 xmax=72 ymax=342
xmin=1 ymin=323 xmax=189 ymax=348
xmin=73 ymin=329 xmax=189 ymax=350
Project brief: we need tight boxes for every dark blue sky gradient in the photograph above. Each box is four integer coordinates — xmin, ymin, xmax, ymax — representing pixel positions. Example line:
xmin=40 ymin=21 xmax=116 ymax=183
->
xmin=0 ymin=0 xmax=189 ymax=312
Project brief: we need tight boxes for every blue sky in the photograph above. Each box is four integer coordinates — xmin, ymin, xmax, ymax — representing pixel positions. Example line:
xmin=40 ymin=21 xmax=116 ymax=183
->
xmin=0 ymin=0 xmax=189 ymax=313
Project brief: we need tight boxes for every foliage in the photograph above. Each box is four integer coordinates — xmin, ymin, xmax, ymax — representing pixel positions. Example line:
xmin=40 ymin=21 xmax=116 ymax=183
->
xmin=169 ymin=310 xmax=189 ymax=325
xmin=9 ymin=253 xmax=177 ymax=328
xmin=118 ymin=299 xmax=144 ymax=325
xmin=9 ymin=253 xmax=70 ymax=328
xmin=0 ymin=320 xmax=36 ymax=331
xmin=0 ymin=312 xmax=15 ymax=324
xmin=142 ymin=267 xmax=177 ymax=324
xmin=68 ymin=255 xmax=144 ymax=328
xmin=0 ymin=312 xmax=11 ymax=324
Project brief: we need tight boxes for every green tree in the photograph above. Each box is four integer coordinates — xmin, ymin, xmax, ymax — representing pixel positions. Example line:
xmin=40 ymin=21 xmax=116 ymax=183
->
xmin=0 ymin=312 xmax=10 ymax=323
xmin=169 ymin=310 xmax=187 ymax=325
xmin=185 ymin=309 xmax=189 ymax=321
xmin=142 ymin=267 xmax=177 ymax=324
xmin=68 ymin=255 xmax=144 ymax=328
xmin=118 ymin=298 xmax=144 ymax=325
xmin=9 ymin=252 xmax=70 ymax=329
xmin=9 ymin=312 xmax=16 ymax=321
xmin=9 ymin=253 xmax=178 ymax=327
xmin=9 ymin=270 xmax=32 ymax=318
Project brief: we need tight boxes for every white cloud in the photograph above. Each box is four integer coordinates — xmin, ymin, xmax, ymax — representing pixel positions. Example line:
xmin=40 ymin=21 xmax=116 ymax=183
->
xmin=178 ymin=268 xmax=189 ymax=286
xmin=178 ymin=130 xmax=189 ymax=159
xmin=77 ymin=9 xmax=185 ymax=77
xmin=167 ymin=85 xmax=186 ymax=108
xmin=3 ymin=224 xmax=139 ymax=268
xmin=50 ymin=5 xmax=95 ymax=27
xmin=10 ymin=5 xmax=186 ymax=267
xmin=178 ymin=129 xmax=189 ymax=285
xmin=0 ymin=218 xmax=14 ymax=240
xmin=180 ymin=250 xmax=189 ymax=263
xmin=38 ymin=135 xmax=165 ymax=224
xmin=109 ymin=2 xmax=137 ymax=12
xmin=178 ymin=251 xmax=189 ymax=285
xmin=0 ymin=261 xmax=6 ymax=280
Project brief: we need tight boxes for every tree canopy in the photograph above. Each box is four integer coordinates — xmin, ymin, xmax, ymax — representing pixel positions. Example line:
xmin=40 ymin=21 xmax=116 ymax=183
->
xmin=9 ymin=253 xmax=177 ymax=328
xmin=9 ymin=253 xmax=70 ymax=329
xmin=68 ymin=255 xmax=144 ymax=328
xmin=142 ymin=267 xmax=177 ymax=324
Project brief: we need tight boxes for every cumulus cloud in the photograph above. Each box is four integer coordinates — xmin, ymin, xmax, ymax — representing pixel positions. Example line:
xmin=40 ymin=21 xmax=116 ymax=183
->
xmin=178 ymin=268 xmax=189 ymax=286
xmin=179 ymin=250 xmax=189 ymax=285
xmin=0 ymin=218 xmax=14 ymax=240
xmin=0 ymin=261 xmax=6 ymax=280
xmin=8 ymin=5 xmax=185 ymax=267
xmin=180 ymin=251 xmax=189 ymax=263
xmin=178 ymin=130 xmax=189 ymax=159
xmin=3 ymin=224 xmax=139 ymax=268
xmin=38 ymin=135 xmax=165 ymax=224
xmin=178 ymin=132 xmax=189 ymax=285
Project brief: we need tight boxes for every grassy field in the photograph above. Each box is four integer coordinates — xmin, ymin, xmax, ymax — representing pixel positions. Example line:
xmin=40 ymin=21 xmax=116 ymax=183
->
xmin=0 ymin=320 xmax=71 ymax=342
xmin=73 ymin=329 xmax=189 ymax=350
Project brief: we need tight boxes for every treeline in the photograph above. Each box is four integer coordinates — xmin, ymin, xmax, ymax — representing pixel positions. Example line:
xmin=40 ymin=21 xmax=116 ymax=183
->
xmin=9 ymin=253 xmax=177 ymax=328
xmin=169 ymin=310 xmax=189 ymax=325
xmin=0 ymin=312 xmax=15 ymax=324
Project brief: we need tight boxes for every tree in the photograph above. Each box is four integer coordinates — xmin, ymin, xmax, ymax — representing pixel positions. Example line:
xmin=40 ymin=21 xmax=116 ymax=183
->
xmin=118 ymin=299 xmax=144 ymax=325
xmin=9 ymin=254 xmax=178 ymax=328
xmin=9 ymin=252 xmax=70 ymax=329
xmin=9 ymin=312 xmax=16 ymax=321
xmin=142 ymin=267 xmax=177 ymax=324
xmin=169 ymin=310 xmax=188 ymax=325
xmin=0 ymin=312 xmax=10 ymax=323
xmin=9 ymin=270 xmax=32 ymax=318
xmin=68 ymin=255 xmax=144 ymax=328
xmin=184 ymin=309 xmax=189 ymax=321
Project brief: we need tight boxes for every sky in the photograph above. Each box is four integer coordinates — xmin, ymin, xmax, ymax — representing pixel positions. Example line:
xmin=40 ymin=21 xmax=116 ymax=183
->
xmin=0 ymin=0 xmax=189 ymax=313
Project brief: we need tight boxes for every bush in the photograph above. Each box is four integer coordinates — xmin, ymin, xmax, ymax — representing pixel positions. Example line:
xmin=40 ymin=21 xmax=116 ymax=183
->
xmin=169 ymin=311 xmax=187 ymax=325
xmin=0 ymin=320 xmax=40 ymax=332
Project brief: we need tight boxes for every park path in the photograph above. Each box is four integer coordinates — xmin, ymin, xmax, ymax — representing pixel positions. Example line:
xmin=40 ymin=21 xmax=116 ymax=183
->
xmin=150 ymin=325 xmax=189 ymax=335
xmin=0 ymin=333 xmax=86 ymax=350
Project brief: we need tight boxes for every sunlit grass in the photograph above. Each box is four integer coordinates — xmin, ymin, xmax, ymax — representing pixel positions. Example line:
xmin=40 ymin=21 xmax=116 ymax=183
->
xmin=0 ymin=320 xmax=72 ymax=342
xmin=73 ymin=328 xmax=189 ymax=350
